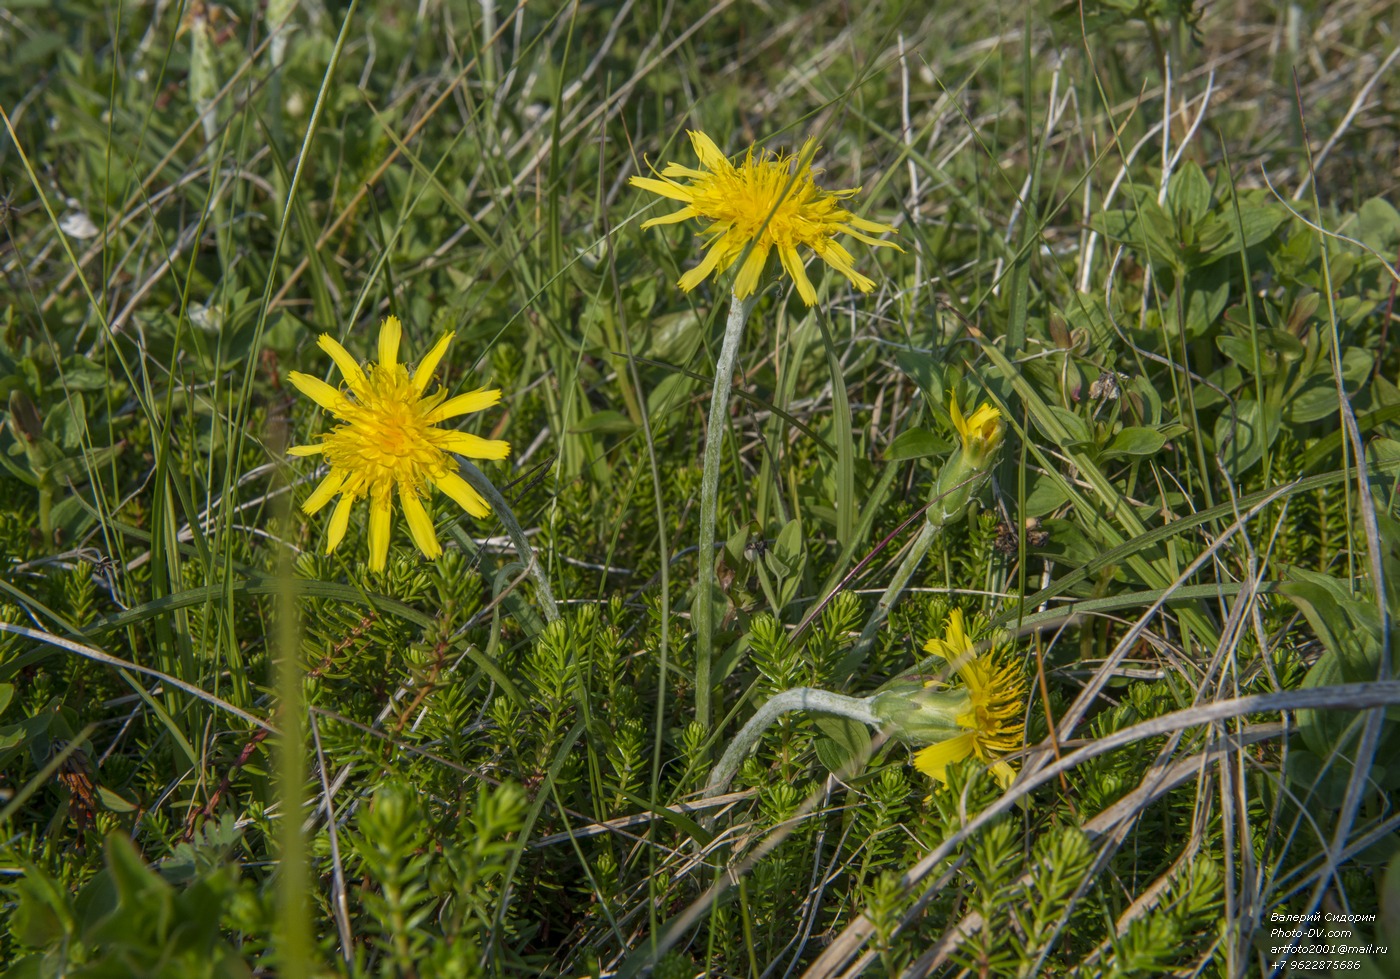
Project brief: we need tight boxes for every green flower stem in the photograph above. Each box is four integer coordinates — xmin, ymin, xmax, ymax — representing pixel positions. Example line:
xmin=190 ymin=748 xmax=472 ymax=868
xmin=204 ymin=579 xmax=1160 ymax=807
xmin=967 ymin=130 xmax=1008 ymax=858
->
xmin=846 ymin=465 xmax=992 ymax=670
xmin=704 ymin=687 xmax=879 ymax=801
xmin=273 ymin=455 xmax=310 ymax=979
xmin=856 ymin=517 xmax=939 ymax=650
xmin=694 ymin=291 xmax=758 ymax=732
xmin=457 ymin=457 xmax=560 ymax=624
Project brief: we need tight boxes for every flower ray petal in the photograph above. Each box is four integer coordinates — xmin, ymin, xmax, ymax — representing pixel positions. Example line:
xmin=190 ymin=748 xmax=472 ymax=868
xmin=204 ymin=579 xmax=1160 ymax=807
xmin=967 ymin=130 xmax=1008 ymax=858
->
xmin=777 ymin=244 xmax=816 ymax=306
xmin=677 ymin=240 xmax=728 ymax=293
xmin=848 ymin=215 xmax=898 ymax=235
xmin=913 ymin=733 xmax=977 ymax=782
xmin=317 ymin=334 xmax=367 ymax=390
xmin=425 ymin=388 xmax=502 ymax=423
xmin=433 ymin=430 xmax=511 ymax=460
xmin=688 ymin=130 xmax=728 ymax=170
xmin=640 ymin=206 xmax=699 ymax=229
xmin=367 ymin=495 xmax=392 ymax=571
xmin=302 ymin=472 xmax=344 ymax=515
xmin=733 ymin=242 xmax=771 ymax=300
xmin=287 ymin=372 xmax=349 ymax=414
xmin=412 ymin=332 xmax=454 ymax=394
xmin=378 ymin=315 xmax=402 ymax=370
xmin=325 ymin=494 xmax=355 ymax=553
xmin=433 ymin=471 xmax=491 ymax=518
xmin=399 ymin=486 xmax=442 ymax=559
xmin=629 ymin=176 xmax=694 ymax=203
xmin=842 ymin=228 xmax=903 ymax=250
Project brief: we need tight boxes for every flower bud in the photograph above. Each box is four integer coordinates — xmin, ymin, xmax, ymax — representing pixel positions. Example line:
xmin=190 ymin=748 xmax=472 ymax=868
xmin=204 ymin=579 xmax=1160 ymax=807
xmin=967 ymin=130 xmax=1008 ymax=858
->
xmin=925 ymin=396 xmax=1005 ymax=525
xmin=949 ymin=395 xmax=1004 ymax=468
xmin=869 ymin=679 xmax=972 ymax=744
xmin=878 ymin=609 xmax=1027 ymax=789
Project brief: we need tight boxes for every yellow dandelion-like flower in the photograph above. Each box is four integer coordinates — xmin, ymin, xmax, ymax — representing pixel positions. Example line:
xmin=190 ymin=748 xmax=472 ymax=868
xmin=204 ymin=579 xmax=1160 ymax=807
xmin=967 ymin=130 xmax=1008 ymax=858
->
xmin=912 ymin=609 xmax=1027 ymax=788
xmin=629 ymin=130 xmax=900 ymax=306
xmin=949 ymin=395 xmax=1005 ymax=463
xmin=286 ymin=315 xmax=510 ymax=572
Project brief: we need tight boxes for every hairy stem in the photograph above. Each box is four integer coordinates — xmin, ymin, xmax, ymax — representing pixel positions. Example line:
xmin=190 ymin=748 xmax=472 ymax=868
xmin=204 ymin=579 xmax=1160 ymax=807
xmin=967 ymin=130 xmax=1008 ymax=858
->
xmin=850 ymin=517 xmax=939 ymax=664
xmin=704 ymin=687 xmax=880 ymax=801
xmin=694 ymin=291 xmax=758 ymax=731
xmin=844 ymin=465 xmax=993 ymax=673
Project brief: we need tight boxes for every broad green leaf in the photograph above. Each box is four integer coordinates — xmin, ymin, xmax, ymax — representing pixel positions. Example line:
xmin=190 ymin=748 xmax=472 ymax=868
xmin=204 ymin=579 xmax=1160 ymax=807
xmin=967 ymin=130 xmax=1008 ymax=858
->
xmin=1265 ymin=327 xmax=1307 ymax=363
xmin=885 ymin=427 xmax=951 ymax=461
xmin=7 ymin=871 xmax=72 ymax=948
xmin=1369 ymin=437 xmax=1400 ymax=466
xmin=1284 ymin=382 xmax=1342 ymax=424
xmin=1166 ymin=161 xmax=1211 ymax=225
xmin=813 ymin=715 xmax=872 ymax=775
xmin=1216 ymin=336 xmax=1277 ymax=375
xmin=1104 ymin=427 xmax=1166 ymax=458
xmin=774 ymin=519 xmax=801 ymax=565
xmin=645 ymin=371 xmax=696 ymax=422
xmin=645 ymin=309 xmax=705 ymax=362
xmin=97 ymin=786 xmax=137 ymax=813
xmin=1194 ymin=204 xmax=1286 ymax=260
xmin=1342 ymin=345 xmax=1375 ymax=386
xmin=1213 ymin=398 xmax=1277 ymax=476
xmin=1167 ymin=278 xmax=1229 ymax=338
xmin=1035 ymin=404 xmax=1090 ymax=446
xmin=59 ymin=358 xmax=114 ymax=392
xmin=1358 ymin=196 xmax=1400 ymax=251
xmin=894 ymin=348 xmax=943 ymax=412
xmin=1061 ymin=293 xmax=1114 ymax=350
xmin=1022 ymin=471 xmax=1068 ymax=517
xmin=0 ymin=725 xmax=23 ymax=752
xmin=1090 ymin=200 xmax=1181 ymax=269
xmin=1140 ymin=203 xmax=1185 ymax=268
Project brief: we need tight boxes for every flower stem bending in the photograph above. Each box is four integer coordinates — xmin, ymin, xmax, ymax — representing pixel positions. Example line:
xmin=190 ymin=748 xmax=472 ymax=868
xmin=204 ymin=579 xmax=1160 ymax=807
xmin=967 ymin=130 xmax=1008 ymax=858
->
xmin=704 ymin=687 xmax=880 ymax=801
xmin=840 ymin=396 xmax=1006 ymax=673
xmin=693 ymin=291 xmax=758 ymax=733
xmin=457 ymin=457 xmax=560 ymax=624
xmin=845 ymin=464 xmax=995 ymax=673
xmin=855 ymin=517 xmax=939 ymax=653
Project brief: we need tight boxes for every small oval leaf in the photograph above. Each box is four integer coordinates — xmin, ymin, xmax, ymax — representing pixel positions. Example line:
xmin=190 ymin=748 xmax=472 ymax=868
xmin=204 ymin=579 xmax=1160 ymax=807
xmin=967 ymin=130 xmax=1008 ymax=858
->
xmin=884 ymin=428 xmax=951 ymax=461
xmin=1105 ymin=427 xmax=1167 ymax=458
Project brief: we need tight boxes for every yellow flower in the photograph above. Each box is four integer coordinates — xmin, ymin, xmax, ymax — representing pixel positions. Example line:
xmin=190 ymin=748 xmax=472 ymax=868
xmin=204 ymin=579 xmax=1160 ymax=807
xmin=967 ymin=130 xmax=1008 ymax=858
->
xmin=629 ymin=130 xmax=900 ymax=306
xmin=911 ymin=609 xmax=1026 ymax=788
xmin=949 ymin=395 xmax=1005 ymax=463
xmin=287 ymin=316 xmax=510 ymax=572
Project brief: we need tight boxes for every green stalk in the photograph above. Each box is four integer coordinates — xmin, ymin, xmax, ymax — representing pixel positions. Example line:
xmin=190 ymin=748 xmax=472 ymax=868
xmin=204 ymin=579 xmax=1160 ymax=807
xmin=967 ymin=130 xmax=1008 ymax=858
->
xmin=457 ymin=457 xmax=561 ymax=623
xmin=273 ymin=484 xmax=309 ymax=978
xmin=855 ymin=518 xmax=939 ymax=652
xmin=703 ymin=687 xmax=879 ymax=801
xmin=694 ymin=292 xmax=758 ymax=732
xmin=845 ymin=464 xmax=992 ymax=670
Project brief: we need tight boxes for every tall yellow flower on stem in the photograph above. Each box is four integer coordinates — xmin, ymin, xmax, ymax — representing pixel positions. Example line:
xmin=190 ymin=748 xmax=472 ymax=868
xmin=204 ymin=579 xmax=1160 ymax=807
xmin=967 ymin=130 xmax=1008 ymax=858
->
xmin=907 ymin=609 xmax=1027 ymax=788
xmin=630 ymin=130 xmax=898 ymax=737
xmin=286 ymin=315 xmax=510 ymax=572
xmin=630 ymin=130 xmax=900 ymax=305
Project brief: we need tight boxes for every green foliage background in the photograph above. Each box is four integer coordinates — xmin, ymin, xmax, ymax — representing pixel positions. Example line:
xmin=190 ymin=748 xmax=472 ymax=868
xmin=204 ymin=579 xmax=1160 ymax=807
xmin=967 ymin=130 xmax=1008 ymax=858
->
xmin=2 ymin=0 xmax=1399 ymax=975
